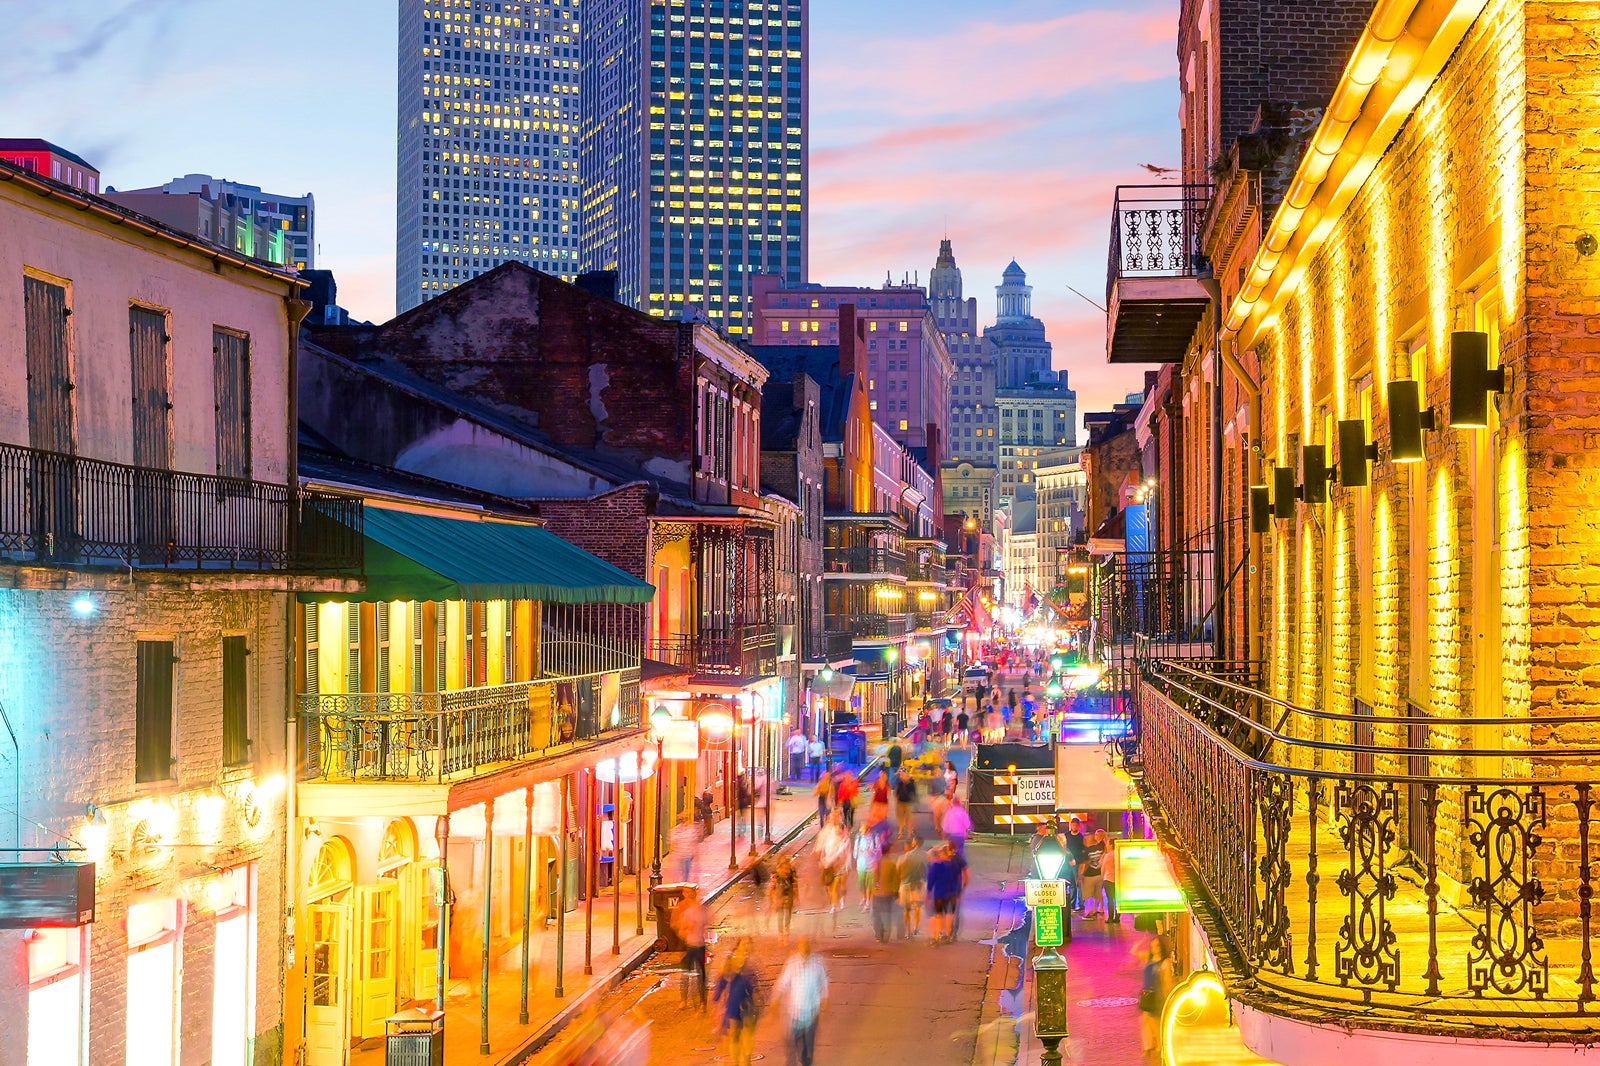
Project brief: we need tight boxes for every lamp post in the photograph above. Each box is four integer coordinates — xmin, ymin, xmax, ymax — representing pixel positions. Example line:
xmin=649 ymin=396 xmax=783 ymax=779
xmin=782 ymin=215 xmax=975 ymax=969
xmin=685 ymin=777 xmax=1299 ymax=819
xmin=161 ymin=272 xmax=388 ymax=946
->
xmin=1030 ymin=833 xmax=1070 ymax=1065
xmin=648 ymin=705 xmax=671 ymax=905
xmin=819 ymin=665 xmax=836 ymax=777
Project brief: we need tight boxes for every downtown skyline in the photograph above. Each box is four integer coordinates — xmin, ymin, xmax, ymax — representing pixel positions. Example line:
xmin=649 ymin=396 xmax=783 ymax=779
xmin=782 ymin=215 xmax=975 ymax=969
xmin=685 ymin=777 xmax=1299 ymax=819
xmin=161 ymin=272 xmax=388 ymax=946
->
xmin=1 ymin=0 xmax=1176 ymax=429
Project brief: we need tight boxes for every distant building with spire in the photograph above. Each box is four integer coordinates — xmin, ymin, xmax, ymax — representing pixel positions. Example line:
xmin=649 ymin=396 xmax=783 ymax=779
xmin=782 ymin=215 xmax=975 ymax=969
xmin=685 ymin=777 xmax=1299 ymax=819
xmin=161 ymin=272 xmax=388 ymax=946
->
xmin=930 ymin=239 xmax=994 ymax=466
xmin=983 ymin=260 xmax=1075 ymax=503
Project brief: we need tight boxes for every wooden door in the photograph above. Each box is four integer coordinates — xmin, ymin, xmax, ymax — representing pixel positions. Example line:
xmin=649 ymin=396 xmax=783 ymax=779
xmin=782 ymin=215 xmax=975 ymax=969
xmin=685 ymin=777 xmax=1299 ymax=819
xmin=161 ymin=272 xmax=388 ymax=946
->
xmin=129 ymin=306 xmax=174 ymax=560
xmin=23 ymin=276 xmax=76 ymax=560
xmin=398 ymin=860 xmax=442 ymax=1004
xmin=353 ymin=883 xmax=397 ymax=1039
xmin=304 ymin=902 xmax=350 ymax=1066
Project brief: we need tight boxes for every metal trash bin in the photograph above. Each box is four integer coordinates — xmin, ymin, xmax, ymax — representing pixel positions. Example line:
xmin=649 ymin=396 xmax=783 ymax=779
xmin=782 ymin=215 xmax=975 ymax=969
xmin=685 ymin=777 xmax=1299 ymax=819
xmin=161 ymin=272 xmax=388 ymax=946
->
xmin=385 ymin=1008 xmax=444 ymax=1066
xmin=652 ymin=882 xmax=697 ymax=950
xmin=881 ymin=711 xmax=902 ymax=741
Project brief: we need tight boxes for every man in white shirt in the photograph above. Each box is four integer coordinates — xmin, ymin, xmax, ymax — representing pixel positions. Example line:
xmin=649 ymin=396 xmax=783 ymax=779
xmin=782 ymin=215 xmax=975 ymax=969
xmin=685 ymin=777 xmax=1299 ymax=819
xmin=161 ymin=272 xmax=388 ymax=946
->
xmin=773 ymin=937 xmax=829 ymax=1066
xmin=788 ymin=729 xmax=807 ymax=780
xmin=807 ymin=736 xmax=825 ymax=781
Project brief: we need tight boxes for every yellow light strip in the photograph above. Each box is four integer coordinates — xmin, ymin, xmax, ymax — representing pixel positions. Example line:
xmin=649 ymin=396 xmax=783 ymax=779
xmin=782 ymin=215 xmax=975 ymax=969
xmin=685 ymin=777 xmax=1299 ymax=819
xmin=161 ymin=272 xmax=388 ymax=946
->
xmin=1225 ymin=0 xmax=1492 ymax=346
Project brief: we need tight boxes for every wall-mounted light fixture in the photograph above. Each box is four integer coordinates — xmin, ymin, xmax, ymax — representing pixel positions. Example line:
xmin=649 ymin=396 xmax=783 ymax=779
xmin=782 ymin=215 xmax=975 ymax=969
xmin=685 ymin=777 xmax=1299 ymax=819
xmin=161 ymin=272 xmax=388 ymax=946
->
xmin=1387 ymin=379 xmax=1436 ymax=463
xmin=1250 ymin=485 xmax=1271 ymax=533
xmin=1272 ymin=466 xmax=1296 ymax=520
xmin=1336 ymin=419 xmax=1380 ymax=486
xmin=1300 ymin=444 xmax=1331 ymax=504
xmin=1449 ymin=330 xmax=1504 ymax=429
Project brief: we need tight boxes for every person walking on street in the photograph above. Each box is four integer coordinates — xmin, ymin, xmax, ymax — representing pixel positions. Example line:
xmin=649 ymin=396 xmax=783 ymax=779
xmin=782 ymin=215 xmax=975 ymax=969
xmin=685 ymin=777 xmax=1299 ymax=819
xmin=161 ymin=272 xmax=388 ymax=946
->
xmin=774 ymin=938 xmax=829 ymax=1066
xmin=673 ymin=887 xmax=711 ymax=1008
xmin=788 ymin=730 xmax=807 ymax=781
xmin=815 ymin=810 xmax=850 ymax=914
xmin=814 ymin=773 xmax=831 ymax=823
xmin=947 ymin=838 xmax=970 ymax=940
xmin=772 ymin=855 xmax=799 ymax=939
xmin=939 ymin=708 xmax=954 ymax=743
xmin=1063 ymin=816 xmax=1087 ymax=910
xmin=1081 ymin=828 xmax=1108 ymax=919
xmin=1139 ymin=934 xmax=1176 ymax=1061
xmin=853 ymin=824 xmax=882 ymax=911
xmin=871 ymin=840 xmax=903 ymax=942
xmin=712 ymin=939 xmax=760 ymax=1066
xmin=808 ymin=736 xmax=825 ymax=781
xmin=943 ymin=761 xmax=959 ymax=800
xmin=835 ymin=771 xmax=859 ymax=830
xmin=926 ymin=843 xmax=961 ymax=944
xmin=941 ymin=794 xmax=971 ymax=855
xmin=899 ymin=836 xmax=929 ymax=937
xmin=1101 ymin=829 xmax=1121 ymax=923
xmin=893 ymin=769 xmax=917 ymax=841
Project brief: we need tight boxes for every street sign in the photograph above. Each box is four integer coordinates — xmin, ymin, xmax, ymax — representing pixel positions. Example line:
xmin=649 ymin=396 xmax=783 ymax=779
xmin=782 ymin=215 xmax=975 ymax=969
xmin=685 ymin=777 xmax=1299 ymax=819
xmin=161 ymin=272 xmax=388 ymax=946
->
xmin=1034 ymin=904 xmax=1065 ymax=947
xmin=1024 ymin=878 xmax=1068 ymax=909
xmin=1013 ymin=773 xmax=1056 ymax=807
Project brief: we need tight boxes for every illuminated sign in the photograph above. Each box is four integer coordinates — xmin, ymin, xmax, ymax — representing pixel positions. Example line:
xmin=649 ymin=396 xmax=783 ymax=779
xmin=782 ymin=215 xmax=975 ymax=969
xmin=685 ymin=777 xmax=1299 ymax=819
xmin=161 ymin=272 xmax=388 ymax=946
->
xmin=1033 ymin=904 xmax=1065 ymax=947
xmin=0 ymin=863 xmax=96 ymax=927
xmin=661 ymin=719 xmax=701 ymax=760
xmin=1023 ymin=878 xmax=1067 ymax=909
xmin=1114 ymin=841 xmax=1186 ymax=914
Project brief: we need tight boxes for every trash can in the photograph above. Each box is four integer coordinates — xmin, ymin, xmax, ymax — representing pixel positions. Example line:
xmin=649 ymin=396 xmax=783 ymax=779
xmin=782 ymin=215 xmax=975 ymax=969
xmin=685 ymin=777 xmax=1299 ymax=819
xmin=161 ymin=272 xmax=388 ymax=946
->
xmin=385 ymin=1008 xmax=444 ymax=1066
xmin=652 ymin=882 xmax=697 ymax=950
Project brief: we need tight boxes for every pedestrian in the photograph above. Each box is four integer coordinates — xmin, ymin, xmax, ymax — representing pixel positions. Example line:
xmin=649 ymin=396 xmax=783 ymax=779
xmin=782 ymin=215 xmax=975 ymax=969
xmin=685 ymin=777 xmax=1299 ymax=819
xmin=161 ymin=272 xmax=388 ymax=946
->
xmin=1063 ymin=817 xmax=1088 ymax=911
xmin=672 ymin=817 xmax=701 ymax=883
xmin=835 ymin=771 xmax=859 ymax=829
xmin=853 ymin=823 xmax=882 ymax=911
xmin=1139 ymin=935 xmax=1176 ymax=1061
xmin=1000 ymin=701 xmax=1013 ymax=734
xmin=700 ymin=788 xmax=716 ymax=837
xmin=926 ymin=843 xmax=961 ymax=944
xmin=898 ymin=835 xmax=928 ymax=936
xmin=893 ymin=769 xmax=917 ymax=841
xmin=813 ymin=773 xmax=831 ymax=823
xmin=808 ymin=736 xmax=825 ymax=781
xmin=948 ymin=837 xmax=970 ymax=939
xmin=772 ymin=855 xmax=799 ymax=938
xmin=1100 ymin=830 xmax=1121 ymax=923
xmin=871 ymin=840 xmax=903 ymax=942
xmin=869 ymin=770 xmax=891 ymax=828
xmin=941 ymin=794 xmax=971 ymax=855
xmin=712 ymin=939 xmax=760 ymax=1066
xmin=673 ymin=886 xmax=711 ymax=1008
xmin=939 ymin=708 xmax=954 ymax=743
xmin=773 ymin=938 xmax=828 ymax=1066
xmin=943 ymin=760 xmax=959 ymax=799
xmin=955 ymin=708 xmax=970 ymax=744
xmin=788 ymin=729 xmax=807 ymax=781
xmin=815 ymin=810 xmax=850 ymax=913
xmin=1081 ymin=827 xmax=1108 ymax=919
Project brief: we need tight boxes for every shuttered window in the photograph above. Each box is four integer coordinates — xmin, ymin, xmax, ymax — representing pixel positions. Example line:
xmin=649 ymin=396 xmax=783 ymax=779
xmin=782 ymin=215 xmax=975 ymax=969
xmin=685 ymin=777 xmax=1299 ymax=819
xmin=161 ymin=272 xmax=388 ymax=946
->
xmin=222 ymin=636 xmax=249 ymax=766
xmin=213 ymin=329 xmax=251 ymax=481
xmin=303 ymin=604 xmax=320 ymax=695
xmin=411 ymin=602 xmax=425 ymax=693
xmin=434 ymin=603 xmax=448 ymax=692
xmin=376 ymin=607 xmax=391 ymax=693
xmin=135 ymin=640 xmax=175 ymax=783
xmin=23 ymin=276 xmax=75 ymax=455
xmin=345 ymin=605 xmax=361 ymax=693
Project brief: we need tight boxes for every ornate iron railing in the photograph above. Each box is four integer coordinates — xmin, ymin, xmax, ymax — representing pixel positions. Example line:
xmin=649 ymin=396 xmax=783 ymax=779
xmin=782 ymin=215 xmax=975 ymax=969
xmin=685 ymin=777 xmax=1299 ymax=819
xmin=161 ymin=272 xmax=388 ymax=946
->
xmin=840 ymin=613 xmax=907 ymax=639
xmin=299 ymin=666 xmax=642 ymax=782
xmin=0 ymin=441 xmax=362 ymax=572
xmin=823 ymin=544 xmax=905 ymax=576
xmin=1105 ymin=184 xmax=1212 ymax=302
xmin=1135 ymin=657 xmax=1600 ymax=1032
xmin=648 ymin=625 xmax=777 ymax=680
xmin=818 ymin=630 xmax=854 ymax=663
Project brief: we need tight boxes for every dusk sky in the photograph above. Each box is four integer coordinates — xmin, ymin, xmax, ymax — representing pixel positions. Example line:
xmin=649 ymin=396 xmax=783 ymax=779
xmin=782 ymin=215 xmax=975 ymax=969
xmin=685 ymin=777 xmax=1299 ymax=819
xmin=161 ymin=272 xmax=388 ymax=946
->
xmin=4 ymin=0 xmax=1177 ymax=434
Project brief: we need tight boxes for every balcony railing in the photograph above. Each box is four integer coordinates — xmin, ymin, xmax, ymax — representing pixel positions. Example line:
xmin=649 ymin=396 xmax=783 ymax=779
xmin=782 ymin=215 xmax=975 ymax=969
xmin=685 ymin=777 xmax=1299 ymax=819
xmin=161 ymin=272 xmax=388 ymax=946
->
xmin=299 ymin=666 xmax=642 ymax=783
xmin=1134 ymin=657 xmax=1600 ymax=1036
xmin=0 ymin=442 xmax=362 ymax=572
xmin=1105 ymin=184 xmax=1211 ymax=301
xmin=823 ymin=544 xmax=905 ymax=576
xmin=816 ymin=630 xmax=854 ymax=663
xmin=648 ymin=625 xmax=778 ymax=680
xmin=836 ymin=613 xmax=907 ymax=639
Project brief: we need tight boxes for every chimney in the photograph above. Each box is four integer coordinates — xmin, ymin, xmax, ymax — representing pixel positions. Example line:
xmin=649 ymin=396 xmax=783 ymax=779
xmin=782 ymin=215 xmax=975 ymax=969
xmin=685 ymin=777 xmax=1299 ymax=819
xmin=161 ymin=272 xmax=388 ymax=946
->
xmin=838 ymin=303 xmax=859 ymax=381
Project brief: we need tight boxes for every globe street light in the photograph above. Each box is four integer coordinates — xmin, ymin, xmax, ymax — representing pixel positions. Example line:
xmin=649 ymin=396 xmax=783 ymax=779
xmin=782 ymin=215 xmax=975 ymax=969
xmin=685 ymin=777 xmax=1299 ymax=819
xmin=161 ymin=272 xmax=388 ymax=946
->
xmin=1030 ymin=832 xmax=1069 ymax=1065
xmin=648 ymin=705 xmax=672 ymax=899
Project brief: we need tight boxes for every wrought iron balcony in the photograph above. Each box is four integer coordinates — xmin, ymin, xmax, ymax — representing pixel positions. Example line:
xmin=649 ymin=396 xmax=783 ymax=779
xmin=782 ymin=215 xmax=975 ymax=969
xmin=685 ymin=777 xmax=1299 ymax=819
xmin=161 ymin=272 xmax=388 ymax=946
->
xmin=823 ymin=544 xmax=905 ymax=577
xmin=836 ymin=613 xmax=907 ymax=639
xmin=816 ymin=630 xmax=855 ymax=663
xmin=1133 ymin=657 xmax=1600 ymax=1037
xmin=648 ymin=625 xmax=778 ymax=681
xmin=0 ymin=441 xmax=362 ymax=572
xmin=1106 ymin=184 xmax=1213 ymax=364
xmin=298 ymin=666 xmax=642 ymax=783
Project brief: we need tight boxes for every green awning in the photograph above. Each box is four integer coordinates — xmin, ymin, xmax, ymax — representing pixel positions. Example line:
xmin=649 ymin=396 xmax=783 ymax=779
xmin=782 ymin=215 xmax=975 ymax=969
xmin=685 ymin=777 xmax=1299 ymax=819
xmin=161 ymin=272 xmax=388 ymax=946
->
xmin=307 ymin=506 xmax=654 ymax=605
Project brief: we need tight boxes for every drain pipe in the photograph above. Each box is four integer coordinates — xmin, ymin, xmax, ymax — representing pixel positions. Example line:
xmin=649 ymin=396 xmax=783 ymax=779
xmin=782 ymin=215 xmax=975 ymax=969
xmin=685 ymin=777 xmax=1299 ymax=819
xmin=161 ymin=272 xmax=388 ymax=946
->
xmin=1199 ymin=279 xmax=1227 ymax=657
xmin=0 ymin=698 xmax=19 ymax=849
xmin=1219 ymin=330 xmax=1263 ymax=667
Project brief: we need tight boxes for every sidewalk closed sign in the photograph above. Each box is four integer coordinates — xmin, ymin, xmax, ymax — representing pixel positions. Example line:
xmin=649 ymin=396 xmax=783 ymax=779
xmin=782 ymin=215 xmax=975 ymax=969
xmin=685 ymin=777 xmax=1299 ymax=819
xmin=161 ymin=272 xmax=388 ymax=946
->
xmin=1024 ymin=878 xmax=1067 ymax=909
xmin=1034 ymin=905 xmax=1065 ymax=947
xmin=1014 ymin=773 xmax=1056 ymax=808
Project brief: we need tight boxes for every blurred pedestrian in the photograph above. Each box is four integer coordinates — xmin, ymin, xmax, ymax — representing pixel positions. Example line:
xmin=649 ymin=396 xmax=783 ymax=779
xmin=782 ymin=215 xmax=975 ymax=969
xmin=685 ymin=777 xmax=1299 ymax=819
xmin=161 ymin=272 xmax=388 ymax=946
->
xmin=899 ymin=836 xmax=928 ymax=936
xmin=853 ymin=823 xmax=882 ymax=911
xmin=808 ymin=736 xmax=825 ymax=781
xmin=1139 ymin=935 xmax=1176 ymax=1061
xmin=941 ymin=795 xmax=971 ymax=855
xmin=1100 ymin=829 xmax=1121 ymax=923
xmin=939 ymin=708 xmax=954 ymax=743
xmin=943 ymin=761 xmax=959 ymax=799
xmin=893 ymin=769 xmax=917 ymax=841
xmin=871 ymin=840 xmax=903 ymax=942
xmin=1063 ymin=817 xmax=1087 ymax=911
xmin=773 ymin=938 xmax=829 ymax=1066
xmin=672 ymin=817 xmax=701 ymax=883
xmin=673 ymin=887 xmax=711 ymax=1008
xmin=836 ymin=771 xmax=859 ymax=830
xmin=772 ymin=855 xmax=799 ymax=939
xmin=869 ymin=770 xmax=891 ymax=828
xmin=955 ymin=708 xmax=970 ymax=745
xmin=813 ymin=773 xmax=831 ymax=823
xmin=926 ymin=843 xmax=961 ymax=944
xmin=815 ymin=810 xmax=850 ymax=913
xmin=712 ymin=939 xmax=760 ymax=1066
xmin=1081 ymin=828 xmax=1108 ymax=919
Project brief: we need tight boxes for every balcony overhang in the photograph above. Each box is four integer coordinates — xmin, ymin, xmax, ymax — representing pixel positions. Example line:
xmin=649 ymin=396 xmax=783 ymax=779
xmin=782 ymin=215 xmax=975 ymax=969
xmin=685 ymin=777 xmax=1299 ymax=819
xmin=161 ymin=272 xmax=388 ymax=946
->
xmin=1106 ymin=275 xmax=1211 ymax=364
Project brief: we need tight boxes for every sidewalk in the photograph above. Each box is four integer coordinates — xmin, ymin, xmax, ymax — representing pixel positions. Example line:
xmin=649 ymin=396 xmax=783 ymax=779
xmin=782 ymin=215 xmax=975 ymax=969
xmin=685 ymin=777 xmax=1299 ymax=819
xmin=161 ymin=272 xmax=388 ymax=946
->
xmin=350 ymin=752 xmax=881 ymax=1066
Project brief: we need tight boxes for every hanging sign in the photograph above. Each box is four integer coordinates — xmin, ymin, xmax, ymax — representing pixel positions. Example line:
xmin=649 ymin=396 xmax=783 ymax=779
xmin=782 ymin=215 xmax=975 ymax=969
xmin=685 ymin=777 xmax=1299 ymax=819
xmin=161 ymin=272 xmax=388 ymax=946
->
xmin=661 ymin=719 xmax=701 ymax=761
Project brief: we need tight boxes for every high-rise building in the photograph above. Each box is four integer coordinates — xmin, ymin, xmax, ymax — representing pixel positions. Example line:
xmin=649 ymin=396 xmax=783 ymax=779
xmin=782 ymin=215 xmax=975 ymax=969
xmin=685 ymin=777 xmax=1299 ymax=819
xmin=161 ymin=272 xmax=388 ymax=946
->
xmin=747 ymin=274 xmax=950 ymax=451
xmin=397 ymin=0 xmax=582 ymax=313
xmin=987 ymin=260 xmax=1053 ymax=387
xmin=107 ymin=174 xmax=314 ymax=270
xmin=580 ymin=0 xmax=807 ymax=335
xmin=929 ymin=238 xmax=994 ymax=464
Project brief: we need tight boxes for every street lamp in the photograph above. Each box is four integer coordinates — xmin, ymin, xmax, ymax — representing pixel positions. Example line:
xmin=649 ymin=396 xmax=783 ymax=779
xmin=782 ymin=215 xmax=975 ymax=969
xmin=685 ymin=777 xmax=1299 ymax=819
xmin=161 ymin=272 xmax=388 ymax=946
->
xmin=1033 ymin=834 xmax=1066 ymax=881
xmin=648 ymin=705 xmax=672 ymax=900
xmin=1030 ymin=833 xmax=1070 ymax=1065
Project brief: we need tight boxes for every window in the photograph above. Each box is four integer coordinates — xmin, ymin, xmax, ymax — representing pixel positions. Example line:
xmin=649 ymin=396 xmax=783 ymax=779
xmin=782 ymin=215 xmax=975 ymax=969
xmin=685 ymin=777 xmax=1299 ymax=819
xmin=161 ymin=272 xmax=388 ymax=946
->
xmin=136 ymin=639 xmax=176 ymax=783
xmin=27 ymin=927 xmax=87 ymax=1066
xmin=222 ymin=636 xmax=249 ymax=766
xmin=23 ymin=275 xmax=76 ymax=455
xmin=213 ymin=330 xmax=252 ymax=480
xmin=126 ymin=898 xmax=183 ymax=1066
xmin=346 ymin=605 xmax=362 ymax=692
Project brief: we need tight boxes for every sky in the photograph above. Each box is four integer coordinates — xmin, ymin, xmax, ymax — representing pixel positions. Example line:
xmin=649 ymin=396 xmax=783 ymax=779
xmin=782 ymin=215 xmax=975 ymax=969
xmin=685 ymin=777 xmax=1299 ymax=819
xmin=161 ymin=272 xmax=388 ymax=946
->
xmin=2 ymin=0 xmax=1177 ymax=436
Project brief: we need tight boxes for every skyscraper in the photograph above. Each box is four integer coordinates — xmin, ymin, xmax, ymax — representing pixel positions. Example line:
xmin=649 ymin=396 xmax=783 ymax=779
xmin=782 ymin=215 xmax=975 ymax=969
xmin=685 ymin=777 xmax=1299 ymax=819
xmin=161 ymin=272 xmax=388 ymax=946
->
xmin=580 ymin=0 xmax=808 ymax=335
xmin=396 ymin=0 xmax=582 ymax=313
xmin=929 ymin=238 xmax=994 ymax=463
xmin=983 ymin=261 xmax=1075 ymax=502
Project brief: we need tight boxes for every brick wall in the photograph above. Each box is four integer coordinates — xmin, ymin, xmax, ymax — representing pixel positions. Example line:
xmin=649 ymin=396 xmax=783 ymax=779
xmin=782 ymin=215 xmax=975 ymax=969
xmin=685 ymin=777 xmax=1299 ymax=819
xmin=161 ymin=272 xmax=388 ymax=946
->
xmin=0 ymin=585 xmax=290 ymax=1066
xmin=535 ymin=483 xmax=656 ymax=581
